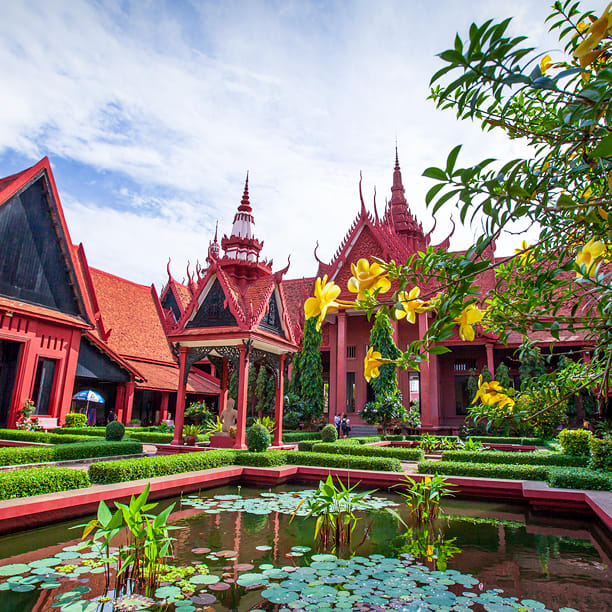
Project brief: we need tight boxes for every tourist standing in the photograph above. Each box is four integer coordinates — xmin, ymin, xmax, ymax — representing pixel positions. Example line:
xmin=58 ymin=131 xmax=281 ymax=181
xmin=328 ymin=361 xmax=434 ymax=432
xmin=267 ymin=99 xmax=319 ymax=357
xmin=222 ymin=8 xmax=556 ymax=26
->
xmin=341 ymin=414 xmax=351 ymax=438
xmin=334 ymin=414 xmax=341 ymax=435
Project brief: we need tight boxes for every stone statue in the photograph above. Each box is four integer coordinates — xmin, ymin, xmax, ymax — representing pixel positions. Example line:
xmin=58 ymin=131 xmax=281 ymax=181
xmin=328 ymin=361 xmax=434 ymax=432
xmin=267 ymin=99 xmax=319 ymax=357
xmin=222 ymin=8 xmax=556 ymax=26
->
xmin=220 ymin=398 xmax=237 ymax=433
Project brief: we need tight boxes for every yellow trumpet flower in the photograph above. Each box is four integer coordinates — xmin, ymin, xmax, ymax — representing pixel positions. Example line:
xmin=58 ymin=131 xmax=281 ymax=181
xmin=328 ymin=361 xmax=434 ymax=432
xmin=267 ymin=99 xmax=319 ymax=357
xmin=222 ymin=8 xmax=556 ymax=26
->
xmin=540 ymin=54 xmax=552 ymax=74
xmin=347 ymin=258 xmax=391 ymax=301
xmin=363 ymin=347 xmax=398 ymax=382
xmin=304 ymin=275 xmax=341 ymax=331
xmin=455 ymin=304 xmax=484 ymax=342
xmin=576 ymin=238 xmax=606 ymax=277
xmin=395 ymin=286 xmax=428 ymax=323
xmin=472 ymin=376 xmax=515 ymax=409
xmin=574 ymin=2 xmax=612 ymax=67
xmin=514 ymin=240 xmax=533 ymax=265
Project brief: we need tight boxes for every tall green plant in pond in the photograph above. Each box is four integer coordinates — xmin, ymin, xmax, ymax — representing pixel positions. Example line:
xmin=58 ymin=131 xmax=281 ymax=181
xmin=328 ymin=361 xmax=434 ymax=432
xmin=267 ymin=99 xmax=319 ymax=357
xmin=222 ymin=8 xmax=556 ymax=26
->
xmin=369 ymin=310 xmax=401 ymax=400
xmin=398 ymin=475 xmax=456 ymax=525
xmin=299 ymin=318 xmax=325 ymax=424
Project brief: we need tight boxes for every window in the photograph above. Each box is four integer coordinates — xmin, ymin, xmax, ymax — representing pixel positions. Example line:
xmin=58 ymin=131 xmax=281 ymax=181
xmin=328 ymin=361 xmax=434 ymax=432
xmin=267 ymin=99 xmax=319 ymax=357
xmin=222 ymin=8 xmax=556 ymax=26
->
xmin=346 ymin=345 xmax=356 ymax=359
xmin=454 ymin=376 xmax=470 ymax=415
xmin=346 ymin=372 xmax=355 ymax=413
xmin=32 ymin=358 xmax=56 ymax=415
xmin=454 ymin=359 xmax=476 ymax=372
xmin=409 ymin=374 xmax=420 ymax=394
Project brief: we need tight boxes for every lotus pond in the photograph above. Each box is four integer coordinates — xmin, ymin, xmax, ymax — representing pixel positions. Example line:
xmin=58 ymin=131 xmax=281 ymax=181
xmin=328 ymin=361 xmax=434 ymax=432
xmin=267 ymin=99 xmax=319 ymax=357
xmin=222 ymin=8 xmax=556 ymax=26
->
xmin=0 ymin=484 xmax=610 ymax=611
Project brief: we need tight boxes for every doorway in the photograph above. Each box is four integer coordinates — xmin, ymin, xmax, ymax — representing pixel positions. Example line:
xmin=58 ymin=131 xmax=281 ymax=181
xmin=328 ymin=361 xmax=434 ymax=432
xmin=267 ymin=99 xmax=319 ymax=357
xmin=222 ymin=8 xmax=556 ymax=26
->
xmin=0 ymin=340 xmax=22 ymax=428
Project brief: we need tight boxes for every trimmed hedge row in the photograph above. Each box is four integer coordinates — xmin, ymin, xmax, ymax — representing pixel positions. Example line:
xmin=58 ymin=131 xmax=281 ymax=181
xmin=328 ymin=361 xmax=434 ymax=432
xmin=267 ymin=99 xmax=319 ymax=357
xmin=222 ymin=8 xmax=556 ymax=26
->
xmin=0 ymin=468 xmax=90 ymax=500
xmin=312 ymin=442 xmax=423 ymax=462
xmin=418 ymin=460 xmax=549 ymax=481
xmin=547 ymin=467 xmax=612 ymax=491
xmin=336 ymin=436 xmax=382 ymax=445
xmin=53 ymin=427 xmax=105 ymax=437
xmin=470 ymin=436 xmax=546 ymax=446
xmin=297 ymin=441 xmax=316 ymax=452
xmin=0 ymin=441 xmax=142 ymax=466
xmin=88 ymin=450 xmax=235 ymax=484
xmin=441 ymin=450 xmax=589 ymax=468
xmin=284 ymin=450 xmax=402 ymax=472
xmin=282 ymin=432 xmax=321 ymax=443
xmin=234 ymin=451 xmax=288 ymax=467
xmin=0 ymin=429 xmax=102 ymax=445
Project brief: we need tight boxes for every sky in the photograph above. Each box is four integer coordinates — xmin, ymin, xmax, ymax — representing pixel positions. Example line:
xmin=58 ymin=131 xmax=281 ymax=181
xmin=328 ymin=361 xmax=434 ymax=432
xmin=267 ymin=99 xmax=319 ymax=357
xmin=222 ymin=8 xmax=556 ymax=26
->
xmin=0 ymin=0 xmax=571 ymax=290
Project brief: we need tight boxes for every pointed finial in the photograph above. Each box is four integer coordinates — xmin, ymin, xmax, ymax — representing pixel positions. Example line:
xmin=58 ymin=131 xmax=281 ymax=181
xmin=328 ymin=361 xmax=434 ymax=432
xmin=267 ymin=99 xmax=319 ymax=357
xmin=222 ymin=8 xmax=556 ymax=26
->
xmin=238 ymin=172 xmax=252 ymax=212
xmin=166 ymin=257 xmax=173 ymax=281
xmin=214 ymin=220 xmax=218 ymax=242
xmin=359 ymin=171 xmax=367 ymax=215
xmin=395 ymin=143 xmax=400 ymax=170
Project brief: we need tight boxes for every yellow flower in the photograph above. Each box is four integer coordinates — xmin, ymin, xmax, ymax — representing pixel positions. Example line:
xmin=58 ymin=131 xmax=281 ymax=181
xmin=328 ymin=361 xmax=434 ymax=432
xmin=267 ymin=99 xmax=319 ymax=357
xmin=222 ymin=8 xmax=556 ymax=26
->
xmin=426 ymin=544 xmax=434 ymax=560
xmin=304 ymin=275 xmax=341 ymax=330
xmin=424 ymin=476 xmax=432 ymax=485
xmin=347 ymin=258 xmax=391 ymax=301
xmin=514 ymin=240 xmax=533 ymax=265
xmin=575 ymin=238 xmax=606 ymax=277
xmin=455 ymin=304 xmax=484 ymax=342
xmin=363 ymin=347 xmax=398 ymax=382
xmin=574 ymin=3 xmax=612 ymax=67
xmin=472 ymin=376 xmax=515 ymax=409
xmin=540 ymin=54 xmax=552 ymax=74
xmin=395 ymin=286 xmax=427 ymax=323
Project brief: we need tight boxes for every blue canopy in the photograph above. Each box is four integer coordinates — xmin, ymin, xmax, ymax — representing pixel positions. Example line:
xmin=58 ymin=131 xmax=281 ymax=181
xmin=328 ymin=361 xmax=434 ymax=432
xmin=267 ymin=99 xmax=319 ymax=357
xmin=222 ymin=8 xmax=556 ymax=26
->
xmin=73 ymin=390 xmax=105 ymax=403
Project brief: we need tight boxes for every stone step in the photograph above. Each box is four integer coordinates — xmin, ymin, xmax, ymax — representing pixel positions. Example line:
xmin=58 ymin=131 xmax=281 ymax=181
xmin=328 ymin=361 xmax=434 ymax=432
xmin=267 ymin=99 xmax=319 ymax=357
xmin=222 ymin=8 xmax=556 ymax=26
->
xmin=349 ymin=424 xmax=379 ymax=437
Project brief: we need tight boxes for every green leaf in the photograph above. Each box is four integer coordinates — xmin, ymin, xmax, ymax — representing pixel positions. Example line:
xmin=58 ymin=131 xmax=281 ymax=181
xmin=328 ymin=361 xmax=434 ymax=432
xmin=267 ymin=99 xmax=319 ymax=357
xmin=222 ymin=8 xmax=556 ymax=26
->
xmin=423 ymin=167 xmax=447 ymax=181
xmin=445 ymin=145 xmax=462 ymax=175
xmin=591 ymin=134 xmax=612 ymax=158
xmin=428 ymin=345 xmax=451 ymax=355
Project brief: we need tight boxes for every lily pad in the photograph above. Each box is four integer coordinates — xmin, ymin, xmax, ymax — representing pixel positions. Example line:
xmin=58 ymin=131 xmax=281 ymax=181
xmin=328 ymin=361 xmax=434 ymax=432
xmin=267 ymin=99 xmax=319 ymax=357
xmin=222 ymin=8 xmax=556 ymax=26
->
xmin=0 ymin=563 xmax=31 ymax=576
xmin=191 ymin=573 xmax=220 ymax=585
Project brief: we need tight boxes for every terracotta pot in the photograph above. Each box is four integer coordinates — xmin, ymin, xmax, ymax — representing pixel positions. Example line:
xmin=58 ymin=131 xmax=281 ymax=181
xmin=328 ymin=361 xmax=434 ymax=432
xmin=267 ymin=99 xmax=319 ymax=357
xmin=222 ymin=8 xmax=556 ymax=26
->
xmin=184 ymin=435 xmax=197 ymax=445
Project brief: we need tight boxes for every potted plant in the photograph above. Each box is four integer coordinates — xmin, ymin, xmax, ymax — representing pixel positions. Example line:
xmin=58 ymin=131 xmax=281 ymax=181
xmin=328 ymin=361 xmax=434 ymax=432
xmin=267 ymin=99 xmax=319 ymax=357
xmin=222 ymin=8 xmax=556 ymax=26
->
xmin=183 ymin=424 xmax=202 ymax=445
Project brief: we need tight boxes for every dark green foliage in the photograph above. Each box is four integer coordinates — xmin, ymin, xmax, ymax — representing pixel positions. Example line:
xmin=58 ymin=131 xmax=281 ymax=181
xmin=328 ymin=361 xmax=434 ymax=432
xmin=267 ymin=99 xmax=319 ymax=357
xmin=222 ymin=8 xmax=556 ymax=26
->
xmin=297 ymin=441 xmax=316 ymax=452
xmin=282 ymin=431 xmax=321 ymax=443
xmin=0 ymin=429 xmax=102 ymax=444
xmin=519 ymin=347 xmax=547 ymax=386
xmin=369 ymin=310 xmax=401 ymax=399
xmin=246 ymin=423 xmax=270 ymax=452
xmin=466 ymin=370 xmax=479 ymax=403
xmin=228 ymin=368 xmax=239 ymax=402
xmin=480 ymin=365 xmax=492 ymax=383
xmin=313 ymin=442 xmax=424 ymax=462
xmin=336 ymin=436 xmax=382 ymax=445
xmin=289 ymin=351 xmax=302 ymax=395
xmin=321 ymin=424 xmax=338 ymax=443
xmin=0 ymin=441 xmax=142 ymax=466
xmin=299 ymin=318 xmax=325 ymax=421
xmin=106 ymin=420 xmax=125 ymax=441
xmin=0 ymin=468 xmax=90 ymax=499
xmin=64 ymin=412 xmax=87 ymax=428
xmin=470 ymin=436 xmax=545 ymax=445
xmin=88 ymin=450 xmax=236 ymax=484
xmin=55 ymin=427 xmax=106 ymax=436
xmin=185 ymin=401 xmax=210 ymax=424
xmin=547 ymin=467 xmax=612 ymax=491
xmin=441 ymin=450 xmax=588 ymax=468
xmin=558 ymin=428 xmax=592 ymax=456
xmin=588 ymin=436 xmax=612 ymax=471
xmin=234 ymin=450 xmax=287 ymax=467
xmin=494 ymin=363 xmax=512 ymax=388
xmin=284 ymin=450 xmax=402 ymax=472
xmin=384 ymin=435 xmax=405 ymax=441
xmin=255 ymin=365 xmax=276 ymax=414
xmin=418 ymin=460 xmax=549 ymax=481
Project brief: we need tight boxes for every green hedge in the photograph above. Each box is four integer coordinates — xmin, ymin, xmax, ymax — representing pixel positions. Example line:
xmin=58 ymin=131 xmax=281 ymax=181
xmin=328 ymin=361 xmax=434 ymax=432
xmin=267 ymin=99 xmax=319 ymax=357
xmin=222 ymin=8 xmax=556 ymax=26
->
xmin=383 ymin=435 xmax=405 ymax=441
xmin=0 ymin=468 xmax=90 ymax=500
xmin=0 ymin=441 xmax=142 ymax=466
xmin=547 ymin=467 xmax=612 ymax=491
xmin=418 ymin=460 xmax=549 ymax=481
xmin=336 ymin=436 xmax=382 ymax=445
xmin=88 ymin=450 xmax=235 ymax=484
xmin=588 ymin=437 xmax=612 ymax=471
xmin=284 ymin=450 xmax=402 ymax=472
xmin=470 ymin=436 xmax=545 ymax=446
xmin=0 ymin=429 xmax=102 ymax=445
xmin=282 ymin=432 xmax=322 ymax=443
xmin=441 ymin=450 xmax=588 ymax=468
xmin=234 ymin=451 xmax=288 ymax=467
xmin=297 ymin=441 xmax=316 ymax=452
xmin=53 ymin=427 xmax=105 ymax=437
xmin=312 ymin=442 xmax=423 ymax=462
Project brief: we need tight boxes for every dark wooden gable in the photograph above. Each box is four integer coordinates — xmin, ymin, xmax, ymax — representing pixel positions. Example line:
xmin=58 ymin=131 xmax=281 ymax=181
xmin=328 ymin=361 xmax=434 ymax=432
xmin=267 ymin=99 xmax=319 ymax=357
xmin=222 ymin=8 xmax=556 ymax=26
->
xmin=186 ymin=278 xmax=238 ymax=328
xmin=75 ymin=338 xmax=130 ymax=383
xmin=259 ymin=291 xmax=285 ymax=337
xmin=161 ymin=287 xmax=182 ymax=323
xmin=0 ymin=177 xmax=81 ymax=315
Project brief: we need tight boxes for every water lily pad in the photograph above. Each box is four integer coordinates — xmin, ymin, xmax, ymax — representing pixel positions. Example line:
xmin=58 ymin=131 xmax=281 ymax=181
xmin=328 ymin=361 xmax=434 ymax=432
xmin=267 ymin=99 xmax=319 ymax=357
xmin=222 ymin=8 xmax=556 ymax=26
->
xmin=155 ymin=585 xmax=182 ymax=599
xmin=209 ymin=581 xmax=231 ymax=591
xmin=236 ymin=572 xmax=269 ymax=587
xmin=0 ymin=563 xmax=31 ymax=576
xmin=191 ymin=593 xmax=216 ymax=605
xmin=256 ymin=545 xmax=272 ymax=551
xmin=216 ymin=550 xmax=237 ymax=558
xmin=191 ymin=573 xmax=220 ymax=585
xmin=261 ymin=586 xmax=300 ymax=604
xmin=29 ymin=557 xmax=62 ymax=568
xmin=191 ymin=547 xmax=211 ymax=555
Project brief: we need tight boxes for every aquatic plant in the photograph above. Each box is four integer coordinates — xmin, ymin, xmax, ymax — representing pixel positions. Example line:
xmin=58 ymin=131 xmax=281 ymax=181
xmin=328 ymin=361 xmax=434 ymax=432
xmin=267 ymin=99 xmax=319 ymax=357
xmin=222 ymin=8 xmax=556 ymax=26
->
xmin=398 ymin=526 xmax=462 ymax=571
xmin=397 ymin=475 xmax=456 ymax=524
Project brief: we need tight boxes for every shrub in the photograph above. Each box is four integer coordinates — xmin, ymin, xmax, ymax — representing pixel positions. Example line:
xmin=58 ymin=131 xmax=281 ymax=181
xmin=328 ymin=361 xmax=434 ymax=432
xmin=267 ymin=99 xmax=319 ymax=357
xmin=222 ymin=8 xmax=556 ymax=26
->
xmin=589 ymin=436 xmax=612 ymax=471
xmin=336 ymin=436 xmax=382 ymax=445
xmin=106 ymin=421 xmax=125 ymax=441
xmin=0 ymin=429 xmax=101 ymax=444
xmin=321 ymin=424 xmax=338 ymax=443
xmin=470 ymin=436 xmax=545 ymax=445
xmin=558 ymin=428 xmax=593 ymax=456
xmin=234 ymin=451 xmax=287 ymax=467
xmin=384 ymin=435 xmax=405 ymax=441
xmin=418 ymin=460 xmax=549 ymax=481
xmin=284 ymin=450 xmax=402 ymax=472
xmin=0 ymin=446 xmax=54 ymax=466
xmin=88 ymin=450 xmax=236 ymax=484
xmin=441 ymin=450 xmax=588 ymax=468
xmin=547 ymin=467 xmax=612 ymax=491
xmin=0 ymin=468 xmax=90 ymax=500
xmin=282 ymin=431 xmax=321 ymax=443
xmin=185 ymin=401 xmax=210 ymax=424
xmin=246 ymin=423 xmax=270 ymax=452
xmin=126 ymin=431 xmax=174 ymax=443
xmin=54 ymin=427 xmax=105 ymax=437
xmin=312 ymin=442 xmax=424 ymax=462
xmin=297 ymin=441 xmax=316 ymax=452
xmin=64 ymin=412 xmax=87 ymax=428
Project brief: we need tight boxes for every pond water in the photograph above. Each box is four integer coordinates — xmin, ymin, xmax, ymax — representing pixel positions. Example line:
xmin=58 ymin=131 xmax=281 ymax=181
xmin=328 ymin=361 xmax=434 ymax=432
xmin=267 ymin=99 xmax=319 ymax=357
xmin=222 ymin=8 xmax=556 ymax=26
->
xmin=0 ymin=483 xmax=610 ymax=611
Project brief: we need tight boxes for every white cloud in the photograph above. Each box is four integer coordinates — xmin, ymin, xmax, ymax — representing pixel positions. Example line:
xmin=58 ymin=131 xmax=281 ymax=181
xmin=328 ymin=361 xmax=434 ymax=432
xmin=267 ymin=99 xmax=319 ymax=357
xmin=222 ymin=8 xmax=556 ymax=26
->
xmin=0 ymin=0 xmax=562 ymax=285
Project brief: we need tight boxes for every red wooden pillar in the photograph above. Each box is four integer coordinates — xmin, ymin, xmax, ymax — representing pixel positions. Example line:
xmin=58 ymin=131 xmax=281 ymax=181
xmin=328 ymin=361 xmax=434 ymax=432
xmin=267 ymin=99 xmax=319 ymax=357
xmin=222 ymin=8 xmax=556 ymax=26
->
xmin=234 ymin=344 xmax=250 ymax=449
xmin=336 ymin=311 xmax=347 ymax=417
xmin=273 ymin=354 xmax=286 ymax=446
xmin=219 ymin=358 xmax=229 ymax=416
xmin=328 ymin=322 xmax=337 ymax=423
xmin=115 ymin=384 xmax=126 ymax=423
xmin=123 ymin=380 xmax=135 ymax=425
xmin=56 ymin=328 xmax=81 ymax=426
xmin=486 ymin=343 xmax=495 ymax=376
xmin=418 ymin=312 xmax=435 ymax=428
xmin=172 ymin=348 xmax=188 ymax=444
xmin=160 ymin=391 xmax=169 ymax=422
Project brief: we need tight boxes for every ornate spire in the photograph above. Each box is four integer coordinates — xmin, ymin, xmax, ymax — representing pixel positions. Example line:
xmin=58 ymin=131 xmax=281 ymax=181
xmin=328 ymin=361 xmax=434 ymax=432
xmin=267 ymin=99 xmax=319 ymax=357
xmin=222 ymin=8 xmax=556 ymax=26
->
xmin=390 ymin=145 xmax=406 ymax=206
xmin=207 ymin=221 xmax=220 ymax=261
xmin=238 ymin=172 xmax=252 ymax=213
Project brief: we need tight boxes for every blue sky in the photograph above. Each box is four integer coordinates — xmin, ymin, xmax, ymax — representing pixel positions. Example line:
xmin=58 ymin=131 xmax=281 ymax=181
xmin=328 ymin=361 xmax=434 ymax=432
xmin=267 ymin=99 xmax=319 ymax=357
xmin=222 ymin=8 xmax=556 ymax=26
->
xmin=0 ymin=1 xmax=564 ymax=288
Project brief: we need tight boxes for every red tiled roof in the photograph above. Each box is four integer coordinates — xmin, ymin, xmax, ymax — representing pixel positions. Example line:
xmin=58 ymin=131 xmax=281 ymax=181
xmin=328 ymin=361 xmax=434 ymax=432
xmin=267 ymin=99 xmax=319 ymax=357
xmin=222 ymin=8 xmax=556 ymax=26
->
xmin=0 ymin=296 xmax=88 ymax=327
xmin=174 ymin=282 xmax=193 ymax=310
xmin=280 ymin=277 xmax=314 ymax=341
xmin=127 ymin=359 xmax=219 ymax=394
xmin=89 ymin=268 xmax=175 ymax=363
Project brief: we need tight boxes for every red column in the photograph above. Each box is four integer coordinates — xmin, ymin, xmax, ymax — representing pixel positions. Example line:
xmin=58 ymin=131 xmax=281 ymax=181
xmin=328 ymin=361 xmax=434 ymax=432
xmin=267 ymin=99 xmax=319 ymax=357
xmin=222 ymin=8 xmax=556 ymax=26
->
xmin=234 ymin=345 xmax=250 ymax=449
xmin=172 ymin=348 xmax=188 ymax=445
xmin=219 ymin=358 xmax=229 ymax=416
xmin=56 ymin=329 xmax=81 ymax=426
xmin=273 ymin=354 xmax=286 ymax=446
xmin=115 ymin=384 xmax=125 ymax=424
xmin=328 ymin=322 xmax=337 ymax=423
xmin=160 ymin=391 xmax=169 ymax=422
xmin=418 ymin=312 xmax=434 ymax=428
xmin=336 ymin=312 xmax=346 ymax=417
xmin=486 ymin=343 xmax=495 ymax=376
xmin=123 ymin=380 xmax=135 ymax=425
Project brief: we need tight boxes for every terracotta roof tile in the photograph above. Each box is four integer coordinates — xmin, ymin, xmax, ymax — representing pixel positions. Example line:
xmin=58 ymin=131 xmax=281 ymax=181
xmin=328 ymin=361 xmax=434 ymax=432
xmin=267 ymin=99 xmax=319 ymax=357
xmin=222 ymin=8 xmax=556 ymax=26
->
xmin=127 ymin=359 xmax=220 ymax=394
xmin=174 ymin=282 xmax=193 ymax=310
xmin=89 ymin=268 xmax=175 ymax=363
